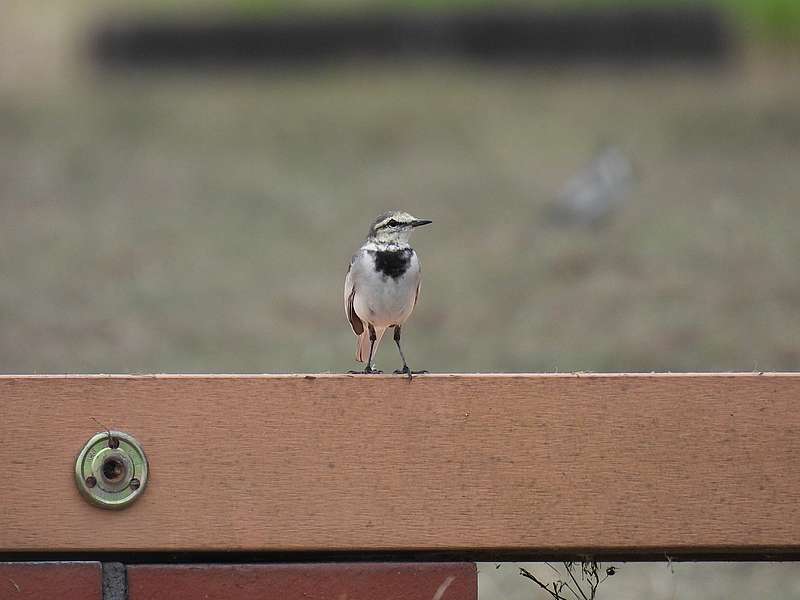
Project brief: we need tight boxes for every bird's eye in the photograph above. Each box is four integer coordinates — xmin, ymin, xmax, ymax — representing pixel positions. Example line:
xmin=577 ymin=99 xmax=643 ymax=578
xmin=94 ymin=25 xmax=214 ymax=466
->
xmin=387 ymin=219 xmax=399 ymax=227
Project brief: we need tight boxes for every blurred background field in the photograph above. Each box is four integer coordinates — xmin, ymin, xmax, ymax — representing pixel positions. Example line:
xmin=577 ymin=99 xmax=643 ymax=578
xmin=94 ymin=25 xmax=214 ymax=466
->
xmin=3 ymin=1 xmax=799 ymax=374
xmin=2 ymin=1 xmax=800 ymax=597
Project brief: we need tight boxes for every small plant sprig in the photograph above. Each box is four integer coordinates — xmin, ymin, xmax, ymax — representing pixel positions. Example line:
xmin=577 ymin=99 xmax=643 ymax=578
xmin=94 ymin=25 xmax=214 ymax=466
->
xmin=520 ymin=561 xmax=617 ymax=600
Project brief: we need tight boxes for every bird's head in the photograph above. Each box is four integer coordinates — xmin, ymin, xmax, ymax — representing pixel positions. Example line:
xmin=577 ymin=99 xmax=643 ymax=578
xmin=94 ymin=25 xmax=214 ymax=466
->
xmin=367 ymin=210 xmax=432 ymax=245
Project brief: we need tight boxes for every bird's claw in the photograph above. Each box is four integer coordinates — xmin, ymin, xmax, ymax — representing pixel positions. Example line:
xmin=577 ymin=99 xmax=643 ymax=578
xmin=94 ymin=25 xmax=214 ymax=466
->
xmin=394 ymin=366 xmax=428 ymax=380
xmin=393 ymin=367 xmax=411 ymax=379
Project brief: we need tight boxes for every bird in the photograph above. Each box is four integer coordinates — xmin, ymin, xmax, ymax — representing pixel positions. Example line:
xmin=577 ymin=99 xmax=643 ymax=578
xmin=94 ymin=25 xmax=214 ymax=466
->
xmin=550 ymin=144 xmax=635 ymax=226
xmin=344 ymin=210 xmax=432 ymax=377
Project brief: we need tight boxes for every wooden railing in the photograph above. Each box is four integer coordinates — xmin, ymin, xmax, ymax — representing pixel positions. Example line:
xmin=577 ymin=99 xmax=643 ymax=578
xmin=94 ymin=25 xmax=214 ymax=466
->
xmin=2 ymin=373 xmax=798 ymax=560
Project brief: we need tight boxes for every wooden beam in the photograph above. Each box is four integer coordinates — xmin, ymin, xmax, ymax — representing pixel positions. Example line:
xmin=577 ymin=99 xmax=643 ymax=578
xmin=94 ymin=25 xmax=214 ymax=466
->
xmin=1 ymin=374 xmax=798 ymax=557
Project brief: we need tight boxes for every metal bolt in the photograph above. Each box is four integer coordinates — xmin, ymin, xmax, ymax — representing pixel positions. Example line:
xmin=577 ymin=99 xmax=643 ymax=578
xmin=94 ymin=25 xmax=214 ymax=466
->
xmin=102 ymin=457 xmax=126 ymax=482
xmin=75 ymin=430 xmax=148 ymax=509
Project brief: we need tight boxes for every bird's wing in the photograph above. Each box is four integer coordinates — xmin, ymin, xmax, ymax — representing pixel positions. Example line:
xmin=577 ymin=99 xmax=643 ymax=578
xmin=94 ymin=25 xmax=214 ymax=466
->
xmin=412 ymin=250 xmax=422 ymax=309
xmin=344 ymin=258 xmax=364 ymax=336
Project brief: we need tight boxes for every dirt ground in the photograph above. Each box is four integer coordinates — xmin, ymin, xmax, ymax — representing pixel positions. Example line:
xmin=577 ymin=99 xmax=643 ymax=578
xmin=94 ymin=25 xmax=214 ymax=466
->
xmin=479 ymin=562 xmax=800 ymax=599
xmin=2 ymin=3 xmax=800 ymax=597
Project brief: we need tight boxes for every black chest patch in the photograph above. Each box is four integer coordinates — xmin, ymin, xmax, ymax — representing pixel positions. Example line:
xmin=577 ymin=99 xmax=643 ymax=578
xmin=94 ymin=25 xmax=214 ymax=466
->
xmin=371 ymin=248 xmax=413 ymax=280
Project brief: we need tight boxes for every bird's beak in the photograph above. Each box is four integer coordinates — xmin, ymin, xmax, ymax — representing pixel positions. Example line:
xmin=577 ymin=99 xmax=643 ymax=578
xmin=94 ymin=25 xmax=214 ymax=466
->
xmin=411 ymin=219 xmax=432 ymax=228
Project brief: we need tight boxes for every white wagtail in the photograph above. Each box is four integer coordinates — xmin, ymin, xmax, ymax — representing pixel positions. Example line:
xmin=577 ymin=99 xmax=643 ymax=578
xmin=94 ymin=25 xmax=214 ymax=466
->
xmin=344 ymin=210 xmax=432 ymax=377
xmin=552 ymin=144 xmax=635 ymax=226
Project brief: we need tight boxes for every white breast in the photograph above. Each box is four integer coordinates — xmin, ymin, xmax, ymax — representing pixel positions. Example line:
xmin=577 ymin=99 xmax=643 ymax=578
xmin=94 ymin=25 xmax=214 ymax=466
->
xmin=351 ymin=249 xmax=420 ymax=328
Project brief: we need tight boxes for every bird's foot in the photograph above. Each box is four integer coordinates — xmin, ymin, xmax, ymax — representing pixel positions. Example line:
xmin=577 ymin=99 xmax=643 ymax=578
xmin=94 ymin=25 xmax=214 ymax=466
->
xmin=348 ymin=364 xmax=382 ymax=374
xmin=393 ymin=366 xmax=428 ymax=380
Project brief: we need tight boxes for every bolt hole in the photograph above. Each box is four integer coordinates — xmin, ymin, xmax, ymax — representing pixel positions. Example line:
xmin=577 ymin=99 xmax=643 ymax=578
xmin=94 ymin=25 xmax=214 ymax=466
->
xmin=85 ymin=475 xmax=97 ymax=488
xmin=129 ymin=478 xmax=141 ymax=490
xmin=102 ymin=457 xmax=125 ymax=482
xmin=108 ymin=436 xmax=119 ymax=449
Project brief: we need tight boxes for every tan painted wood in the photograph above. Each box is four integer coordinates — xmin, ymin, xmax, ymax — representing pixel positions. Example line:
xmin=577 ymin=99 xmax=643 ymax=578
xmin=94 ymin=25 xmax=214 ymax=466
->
xmin=1 ymin=374 xmax=799 ymax=555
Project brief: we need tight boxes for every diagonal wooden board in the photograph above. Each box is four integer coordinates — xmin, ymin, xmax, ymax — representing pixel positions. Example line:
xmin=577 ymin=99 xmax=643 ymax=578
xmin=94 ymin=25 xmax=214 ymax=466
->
xmin=1 ymin=374 xmax=798 ymax=556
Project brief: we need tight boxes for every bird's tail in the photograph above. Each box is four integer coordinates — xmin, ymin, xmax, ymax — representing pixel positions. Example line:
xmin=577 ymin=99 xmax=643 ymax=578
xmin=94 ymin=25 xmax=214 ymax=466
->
xmin=356 ymin=327 xmax=386 ymax=364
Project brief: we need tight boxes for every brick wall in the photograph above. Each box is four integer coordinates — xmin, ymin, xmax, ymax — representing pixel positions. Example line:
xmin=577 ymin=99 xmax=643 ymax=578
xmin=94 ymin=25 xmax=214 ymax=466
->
xmin=0 ymin=562 xmax=477 ymax=600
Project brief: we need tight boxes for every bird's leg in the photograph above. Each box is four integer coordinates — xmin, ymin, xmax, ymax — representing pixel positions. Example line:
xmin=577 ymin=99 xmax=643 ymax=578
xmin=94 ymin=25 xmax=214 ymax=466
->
xmin=392 ymin=326 xmax=410 ymax=378
xmin=364 ymin=324 xmax=382 ymax=374
xmin=392 ymin=325 xmax=427 ymax=380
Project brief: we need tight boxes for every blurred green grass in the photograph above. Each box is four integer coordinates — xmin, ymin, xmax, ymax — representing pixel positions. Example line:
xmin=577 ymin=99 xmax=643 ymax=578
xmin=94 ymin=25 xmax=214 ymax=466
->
xmin=229 ymin=0 xmax=800 ymax=42
xmin=2 ymin=58 xmax=800 ymax=373
xmin=2 ymin=3 xmax=800 ymax=374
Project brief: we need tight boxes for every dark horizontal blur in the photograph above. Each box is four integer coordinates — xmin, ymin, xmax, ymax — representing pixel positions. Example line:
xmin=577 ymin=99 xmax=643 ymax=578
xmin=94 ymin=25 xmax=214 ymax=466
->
xmin=91 ymin=7 xmax=730 ymax=68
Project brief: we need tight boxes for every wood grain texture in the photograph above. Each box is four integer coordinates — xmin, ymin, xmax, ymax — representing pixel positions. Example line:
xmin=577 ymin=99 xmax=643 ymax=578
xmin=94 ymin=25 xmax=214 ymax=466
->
xmin=1 ymin=374 xmax=799 ymax=555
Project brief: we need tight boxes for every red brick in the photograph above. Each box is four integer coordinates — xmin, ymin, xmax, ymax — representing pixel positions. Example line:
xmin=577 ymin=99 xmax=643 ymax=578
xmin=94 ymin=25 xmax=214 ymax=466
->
xmin=0 ymin=562 xmax=101 ymax=600
xmin=129 ymin=562 xmax=476 ymax=600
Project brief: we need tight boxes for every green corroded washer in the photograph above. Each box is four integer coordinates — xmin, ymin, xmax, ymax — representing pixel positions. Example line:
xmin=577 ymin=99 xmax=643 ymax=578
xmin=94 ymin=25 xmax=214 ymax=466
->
xmin=74 ymin=430 xmax=148 ymax=509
